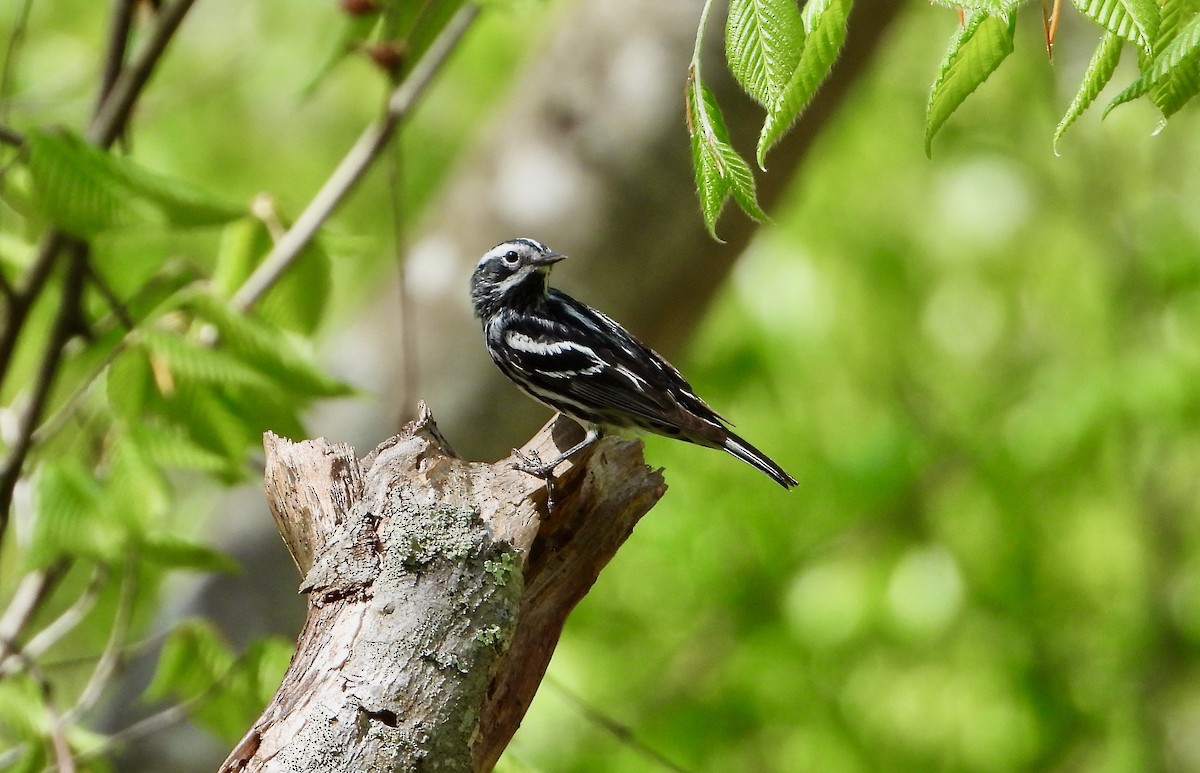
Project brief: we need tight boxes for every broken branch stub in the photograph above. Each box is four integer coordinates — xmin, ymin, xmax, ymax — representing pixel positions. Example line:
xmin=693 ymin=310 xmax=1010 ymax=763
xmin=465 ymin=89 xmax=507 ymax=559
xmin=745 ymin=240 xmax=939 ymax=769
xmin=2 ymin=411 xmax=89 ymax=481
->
xmin=219 ymin=404 xmax=665 ymax=772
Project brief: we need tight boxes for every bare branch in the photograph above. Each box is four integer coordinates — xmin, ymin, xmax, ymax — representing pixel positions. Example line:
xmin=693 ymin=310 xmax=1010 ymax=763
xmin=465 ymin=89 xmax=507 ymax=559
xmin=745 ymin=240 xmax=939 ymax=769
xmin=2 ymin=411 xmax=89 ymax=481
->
xmin=546 ymin=676 xmax=693 ymax=773
xmin=0 ymin=242 xmax=87 ymax=543
xmin=0 ymin=0 xmax=34 ymax=129
xmin=95 ymin=0 xmax=137 ymax=120
xmin=19 ymin=566 xmax=107 ymax=663
xmin=88 ymin=0 xmax=198 ymax=147
xmin=229 ymin=4 xmax=479 ymax=313
xmin=0 ymin=562 xmax=70 ymax=666
xmin=64 ymin=557 xmax=137 ymax=722
xmin=0 ymin=124 xmax=23 ymax=147
xmin=0 ymin=232 xmax=65 ymax=386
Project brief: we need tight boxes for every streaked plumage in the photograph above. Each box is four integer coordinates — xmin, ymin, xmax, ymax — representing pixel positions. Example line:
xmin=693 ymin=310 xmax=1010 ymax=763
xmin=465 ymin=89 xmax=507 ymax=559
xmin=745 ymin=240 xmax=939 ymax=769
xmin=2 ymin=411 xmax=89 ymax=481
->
xmin=470 ymin=238 xmax=797 ymax=489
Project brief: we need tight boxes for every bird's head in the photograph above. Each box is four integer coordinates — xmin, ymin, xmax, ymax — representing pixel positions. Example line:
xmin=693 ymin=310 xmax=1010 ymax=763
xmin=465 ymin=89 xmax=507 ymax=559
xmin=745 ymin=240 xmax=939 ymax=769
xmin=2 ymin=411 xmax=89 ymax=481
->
xmin=470 ymin=237 xmax=565 ymax=319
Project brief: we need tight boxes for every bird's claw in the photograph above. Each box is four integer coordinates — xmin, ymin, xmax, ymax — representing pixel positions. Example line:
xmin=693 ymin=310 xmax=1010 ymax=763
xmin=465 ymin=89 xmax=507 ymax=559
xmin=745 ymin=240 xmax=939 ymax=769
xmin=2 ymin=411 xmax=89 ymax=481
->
xmin=510 ymin=448 xmax=558 ymax=512
xmin=510 ymin=448 xmax=555 ymax=478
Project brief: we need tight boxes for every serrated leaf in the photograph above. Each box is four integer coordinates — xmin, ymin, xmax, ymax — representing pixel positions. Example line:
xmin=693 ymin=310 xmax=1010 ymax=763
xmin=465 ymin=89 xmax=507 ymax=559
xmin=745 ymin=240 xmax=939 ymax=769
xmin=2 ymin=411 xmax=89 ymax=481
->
xmin=138 ymin=329 xmax=276 ymax=391
xmin=29 ymin=461 xmax=116 ymax=567
xmin=141 ymin=535 xmax=241 ymax=574
xmin=1055 ymin=32 xmax=1124 ymax=148
xmin=1105 ymin=12 xmax=1200 ymax=115
xmin=726 ymin=0 xmax=806 ymax=107
xmin=158 ymin=380 xmax=258 ymax=463
xmin=1069 ymin=0 xmax=1160 ymax=54
xmin=1147 ymin=2 xmax=1200 ymax=115
xmin=186 ymin=293 xmax=351 ymax=398
xmin=144 ymin=620 xmax=235 ymax=703
xmin=23 ymin=128 xmax=244 ymax=239
xmin=130 ymin=422 xmax=239 ymax=474
xmin=925 ymin=13 xmax=1017 ymax=157
xmin=107 ymin=347 xmax=153 ymax=421
xmin=687 ymin=72 xmax=767 ymax=240
xmin=757 ymin=0 xmax=852 ymax=167
xmin=106 ymin=435 xmax=170 ymax=536
xmin=214 ymin=217 xmax=332 ymax=335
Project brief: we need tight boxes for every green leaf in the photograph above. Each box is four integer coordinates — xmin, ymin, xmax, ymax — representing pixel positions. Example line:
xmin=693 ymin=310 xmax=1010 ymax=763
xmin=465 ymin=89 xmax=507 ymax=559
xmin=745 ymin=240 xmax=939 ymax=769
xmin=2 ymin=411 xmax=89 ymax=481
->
xmin=145 ymin=619 xmax=235 ymax=703
xmin=138 ymin=329 xmax=276 ymax=391
xmin=214 ymin=217 xmax=332 ymax=335
xmin=130 ymin=422 xmax=239 ymax=474
xmin=106 ymin=435 xmax=170 ymax=537
xmin=725 ymin=0 xmax=806 ymax=108
xmin=1054 ymin=32 xmax=1124 ymax=149
xmin=29 ymin=461 xmax=116 ymax=566
xmin=757 ymin=0 xmax=853 ymax=168
xmin=107 ymin=347 xmax=153 ymax=421
xmin=925 ymin=13 xmax=1017 ymax=157
xmin=23 ymin=128 xmax=244 ymax=239
xmin=157 ymin=380 xmax=258 ymax=463
xmin=1105 ymin=11 xmax=1200 ymax=115
xmin=1069 ymin=0 xmax=1160 ymax=54
xmin=688 ymin=71 xmax=767 ymax=240
xmin=186 ymin=293 xmax=352 ymax=398
xmin=141 ymin=535 xmax=241 ymax=574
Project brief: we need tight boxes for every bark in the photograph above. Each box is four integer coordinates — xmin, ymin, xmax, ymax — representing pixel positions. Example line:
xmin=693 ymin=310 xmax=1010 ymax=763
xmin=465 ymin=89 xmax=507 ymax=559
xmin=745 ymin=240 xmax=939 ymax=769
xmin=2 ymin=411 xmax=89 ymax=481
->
xmin=218 ymin=406 xmax=664 ymax=772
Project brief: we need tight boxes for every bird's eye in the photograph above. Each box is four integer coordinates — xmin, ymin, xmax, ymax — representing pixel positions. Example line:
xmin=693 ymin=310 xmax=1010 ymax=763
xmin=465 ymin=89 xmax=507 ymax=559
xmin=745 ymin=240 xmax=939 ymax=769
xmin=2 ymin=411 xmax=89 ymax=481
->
xmin=502 ymin=250 xmax=520 ymax=266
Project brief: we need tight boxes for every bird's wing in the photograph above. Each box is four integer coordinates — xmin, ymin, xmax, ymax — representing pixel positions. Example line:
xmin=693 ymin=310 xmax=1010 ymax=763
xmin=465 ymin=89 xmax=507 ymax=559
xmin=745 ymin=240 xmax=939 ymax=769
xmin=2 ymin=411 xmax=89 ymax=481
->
xmin=498 ymin=294 xmax=729 ymax=437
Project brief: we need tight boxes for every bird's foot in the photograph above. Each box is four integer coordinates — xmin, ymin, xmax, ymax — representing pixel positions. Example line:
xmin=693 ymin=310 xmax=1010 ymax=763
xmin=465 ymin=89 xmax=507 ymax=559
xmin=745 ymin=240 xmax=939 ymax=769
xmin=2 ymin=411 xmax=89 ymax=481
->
xmin=510 ymin=448 xmax=557 ymax=479
xmin=510 ymin=448 xmax=558 ymax=512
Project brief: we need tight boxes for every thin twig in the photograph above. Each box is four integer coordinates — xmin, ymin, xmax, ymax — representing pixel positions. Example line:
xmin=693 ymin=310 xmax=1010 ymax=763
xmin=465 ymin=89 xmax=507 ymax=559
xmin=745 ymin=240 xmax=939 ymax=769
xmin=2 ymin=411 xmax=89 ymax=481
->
xmin=229 ymin=3 xmax=479 ymax=313
xmin=0 ymin=566 xmax=106 ymax=676
xmin=0 ymin=562 xmax=70 ymax=664
xmin=64 ymin=555 xmax=137 ymax=722
xmin=88 ymin=0 xmax=198 ymax=147
xmin=84 ymin=262 xmax=136 ymax=331
xmin=19 ymin=566 xmax=107 ymax=663
xmin=0 ymin=124 xmax=23 ymax=147
xmin=386 ymin=115 xmax=418 ymax=425
xmin=95 ymin=0 xmax=137 ymax=121
xmin=0 ymin=231 xmax=64 ymax=387
xmin=545 ymin=676 xmax=694 ymax=773
xmin=0 ymin=0 xmax=35 ymax=128
xmin=0 ymin=242 xmax=87 ymax=543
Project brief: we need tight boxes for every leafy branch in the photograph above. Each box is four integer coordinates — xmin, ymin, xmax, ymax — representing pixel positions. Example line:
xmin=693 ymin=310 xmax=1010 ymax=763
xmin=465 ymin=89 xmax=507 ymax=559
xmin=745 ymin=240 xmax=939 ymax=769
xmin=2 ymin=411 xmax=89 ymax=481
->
xmin=0 ymin=0 xmax=482 ymax=766
xmin=691 ymin=0 xmax=1200 ymax=235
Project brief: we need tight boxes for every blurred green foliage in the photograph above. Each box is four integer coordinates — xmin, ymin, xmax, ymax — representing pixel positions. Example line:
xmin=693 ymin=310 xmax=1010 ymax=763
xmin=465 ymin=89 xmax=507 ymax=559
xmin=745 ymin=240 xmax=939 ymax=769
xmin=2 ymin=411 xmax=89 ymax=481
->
xmin=3 ymin=0 xmax=1199 ymax=771
xmin=507 ymin=8 xmax=1200 ymax=773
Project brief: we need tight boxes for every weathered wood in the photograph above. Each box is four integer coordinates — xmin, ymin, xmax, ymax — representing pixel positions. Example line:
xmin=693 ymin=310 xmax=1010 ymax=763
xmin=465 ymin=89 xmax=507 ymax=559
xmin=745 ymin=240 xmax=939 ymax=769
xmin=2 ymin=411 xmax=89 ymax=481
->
xmin=219 ymin=405 xmax=665 ymax=772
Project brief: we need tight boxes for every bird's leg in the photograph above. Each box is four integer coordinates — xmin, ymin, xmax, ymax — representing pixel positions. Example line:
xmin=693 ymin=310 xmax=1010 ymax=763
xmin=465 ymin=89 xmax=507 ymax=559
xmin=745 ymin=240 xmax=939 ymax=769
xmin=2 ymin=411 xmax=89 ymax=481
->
xmin=510 ymin=425 xmax=601 ymax=478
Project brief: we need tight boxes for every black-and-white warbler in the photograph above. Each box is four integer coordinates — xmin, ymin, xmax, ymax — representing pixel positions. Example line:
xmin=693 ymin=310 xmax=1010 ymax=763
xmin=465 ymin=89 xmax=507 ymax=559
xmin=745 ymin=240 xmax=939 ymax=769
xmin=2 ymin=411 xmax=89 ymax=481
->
xmin=470 ymin=238 xmax=797 ymax=489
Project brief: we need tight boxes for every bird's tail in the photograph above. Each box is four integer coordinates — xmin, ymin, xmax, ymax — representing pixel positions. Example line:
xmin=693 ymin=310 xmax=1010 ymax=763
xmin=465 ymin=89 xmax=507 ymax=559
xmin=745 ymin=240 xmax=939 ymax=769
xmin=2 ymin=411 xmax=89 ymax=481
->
xmin=721 ymin=431 xmax=798 ymax=489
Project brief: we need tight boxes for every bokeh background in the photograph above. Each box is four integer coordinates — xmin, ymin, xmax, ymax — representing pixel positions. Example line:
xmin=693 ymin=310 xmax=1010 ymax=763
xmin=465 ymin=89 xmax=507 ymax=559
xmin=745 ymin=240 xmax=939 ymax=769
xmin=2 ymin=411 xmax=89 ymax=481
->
xmin=4 ymin=0 xmax=1200 ymax=770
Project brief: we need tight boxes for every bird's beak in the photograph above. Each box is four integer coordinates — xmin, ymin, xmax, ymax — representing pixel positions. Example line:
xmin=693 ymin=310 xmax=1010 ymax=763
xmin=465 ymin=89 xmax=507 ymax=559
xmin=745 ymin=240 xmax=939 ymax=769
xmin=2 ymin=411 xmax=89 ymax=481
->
xmin=531 ymin=252 xmax=566 ymax=267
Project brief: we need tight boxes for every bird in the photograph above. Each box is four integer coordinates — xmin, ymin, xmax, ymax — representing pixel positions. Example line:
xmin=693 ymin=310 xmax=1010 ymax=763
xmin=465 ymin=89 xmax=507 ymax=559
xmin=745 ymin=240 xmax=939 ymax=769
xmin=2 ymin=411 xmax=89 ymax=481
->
xmin=469 ymin=237 xmax=797 ymax=490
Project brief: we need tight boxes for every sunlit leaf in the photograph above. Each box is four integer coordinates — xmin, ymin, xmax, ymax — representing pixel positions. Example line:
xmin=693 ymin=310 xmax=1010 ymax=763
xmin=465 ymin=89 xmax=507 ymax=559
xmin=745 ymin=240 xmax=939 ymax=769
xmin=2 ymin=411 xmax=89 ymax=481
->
xmin=186 ymin=293 xmax=352 ymax=398
xmin=726 ymin=0 xmax=806 ymax=108
xmin=23 ymin=128 xmax=244 ymax=239
xmin=925 ymin=13 xmax=1017 ymax=157
xmin=1105 ymin=11 xmax=1200 ymax=115
xmin=141 ymin=535 xmax=241 ymax=574
xmin=214 ymin=217 xmax=332 ymax=335
xmin=688 ymin=71 xmax=767 ymax=240
xmin=757 ymin=0 xmax=852 ymax=168
xmin=138 ymin=329 xmax=275 ymax=391
xmin=1069 ymin=0 xmax=1160 ymax=53
xmin=1054 ymin=32 xmax=1123 ymax=149
xmin=29 ymin=461 xmax=116 ymax=566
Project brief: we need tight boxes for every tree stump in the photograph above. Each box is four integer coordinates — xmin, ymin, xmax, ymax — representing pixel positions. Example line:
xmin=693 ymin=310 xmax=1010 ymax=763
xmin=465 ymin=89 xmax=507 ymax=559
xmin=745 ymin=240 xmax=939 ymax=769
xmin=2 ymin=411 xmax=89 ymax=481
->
xmin=219 ymin=404 xmax=665 ymax=772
